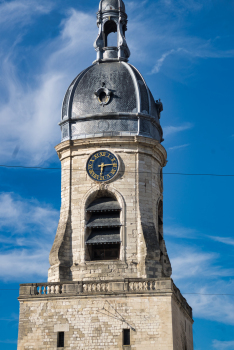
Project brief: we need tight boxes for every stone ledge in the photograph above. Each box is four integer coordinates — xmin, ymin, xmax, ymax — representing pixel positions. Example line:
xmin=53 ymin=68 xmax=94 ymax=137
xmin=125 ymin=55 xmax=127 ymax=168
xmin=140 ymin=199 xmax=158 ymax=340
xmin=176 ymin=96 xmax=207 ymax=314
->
xmin=18 ymin=278 xmax=192 ymax=319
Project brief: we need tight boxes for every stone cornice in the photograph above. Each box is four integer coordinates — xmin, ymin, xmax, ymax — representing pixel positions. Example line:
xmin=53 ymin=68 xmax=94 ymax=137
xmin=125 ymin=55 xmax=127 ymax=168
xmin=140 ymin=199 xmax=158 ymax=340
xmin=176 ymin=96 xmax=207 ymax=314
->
xmin=55 ymin=136 xmax=167 ymax=167
xmin=18 ymin=278 xmax=192 ymax=320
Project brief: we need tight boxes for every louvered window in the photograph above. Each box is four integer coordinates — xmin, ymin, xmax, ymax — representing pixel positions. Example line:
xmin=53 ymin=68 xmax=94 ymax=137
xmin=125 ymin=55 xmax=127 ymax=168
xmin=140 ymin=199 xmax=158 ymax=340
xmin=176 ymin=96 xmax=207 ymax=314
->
xmin=86 ymin=197 xmax=121 ymax=261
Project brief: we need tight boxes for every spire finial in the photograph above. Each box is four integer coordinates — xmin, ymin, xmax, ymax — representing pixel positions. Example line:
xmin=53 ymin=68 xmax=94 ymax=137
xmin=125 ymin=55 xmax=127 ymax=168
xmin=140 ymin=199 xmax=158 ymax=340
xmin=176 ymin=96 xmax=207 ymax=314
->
xmin=94 ymin=0 xmax=130 ymax=62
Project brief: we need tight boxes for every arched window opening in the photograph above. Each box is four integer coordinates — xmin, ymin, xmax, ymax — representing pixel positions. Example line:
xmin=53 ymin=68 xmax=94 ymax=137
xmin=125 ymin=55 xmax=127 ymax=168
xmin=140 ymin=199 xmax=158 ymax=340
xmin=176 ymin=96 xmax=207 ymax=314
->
xmin=104 ymin=20 xmax=117 ymax=47
xmin=107 ymin=32 xmax=118 ymax=47
xmin=85 ymin=196 xmax=121 ymax=261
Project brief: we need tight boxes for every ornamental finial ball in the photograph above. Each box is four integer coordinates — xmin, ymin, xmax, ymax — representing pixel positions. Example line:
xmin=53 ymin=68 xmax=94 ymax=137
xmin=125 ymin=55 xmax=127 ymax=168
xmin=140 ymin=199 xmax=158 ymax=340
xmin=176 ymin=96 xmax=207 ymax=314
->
xmin=99 ymin=0 xmax=126 ymax=12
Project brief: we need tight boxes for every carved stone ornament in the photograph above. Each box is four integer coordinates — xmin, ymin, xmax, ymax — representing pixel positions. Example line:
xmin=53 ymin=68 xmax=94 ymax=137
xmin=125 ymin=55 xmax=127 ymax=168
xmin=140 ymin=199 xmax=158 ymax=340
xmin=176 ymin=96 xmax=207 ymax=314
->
xmin=94 ymin=87 xmax=112 ymax=106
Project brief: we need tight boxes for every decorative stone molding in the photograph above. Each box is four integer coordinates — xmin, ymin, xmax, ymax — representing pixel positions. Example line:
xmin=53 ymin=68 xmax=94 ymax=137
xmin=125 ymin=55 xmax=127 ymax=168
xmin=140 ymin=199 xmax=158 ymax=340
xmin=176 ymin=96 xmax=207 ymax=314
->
xmin=19 ymin=278 xmax=193 ymax=320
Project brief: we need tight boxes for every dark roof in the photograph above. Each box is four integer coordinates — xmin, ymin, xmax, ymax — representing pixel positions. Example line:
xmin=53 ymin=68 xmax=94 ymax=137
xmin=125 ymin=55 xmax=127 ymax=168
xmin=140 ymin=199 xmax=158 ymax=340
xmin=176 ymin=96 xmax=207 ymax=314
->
xmin=62 ymin=62 xmax=159 ymax=121
xmin=86 ymin=213 xmax=121 ymax=228
xmin=86 ymin=228 xmax=121 ymax=244
xmin=87 ymin=197 xmax=121 ymax=212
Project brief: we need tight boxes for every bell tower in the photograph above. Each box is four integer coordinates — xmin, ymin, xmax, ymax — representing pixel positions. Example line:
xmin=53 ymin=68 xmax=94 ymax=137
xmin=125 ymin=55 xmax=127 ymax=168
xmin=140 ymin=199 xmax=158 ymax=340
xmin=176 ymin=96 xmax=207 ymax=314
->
xmin=17 ymin=1 xmax=194 ymax=349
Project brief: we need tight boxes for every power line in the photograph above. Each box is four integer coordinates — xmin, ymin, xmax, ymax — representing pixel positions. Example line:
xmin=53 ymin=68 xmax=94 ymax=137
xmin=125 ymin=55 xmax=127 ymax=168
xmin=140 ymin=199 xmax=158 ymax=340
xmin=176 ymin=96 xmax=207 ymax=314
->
xmin=0 ymin=164 xmax=234 ymax=177
xmin=164 ymin=173 xmax=234 ymax=177
xmin=183 ymin=293 xmax=234 ymax=296
xmin=0 ymin=165 xmax=60 ymax=170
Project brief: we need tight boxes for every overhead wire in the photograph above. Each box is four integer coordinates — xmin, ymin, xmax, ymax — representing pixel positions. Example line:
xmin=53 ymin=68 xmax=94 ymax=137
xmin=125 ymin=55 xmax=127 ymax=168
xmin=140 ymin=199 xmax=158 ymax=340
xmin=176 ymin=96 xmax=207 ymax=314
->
xmin=0 ymin=164 xmax=234 ymax=176
xmin=0 ymin=165 xmax=233 ymax=296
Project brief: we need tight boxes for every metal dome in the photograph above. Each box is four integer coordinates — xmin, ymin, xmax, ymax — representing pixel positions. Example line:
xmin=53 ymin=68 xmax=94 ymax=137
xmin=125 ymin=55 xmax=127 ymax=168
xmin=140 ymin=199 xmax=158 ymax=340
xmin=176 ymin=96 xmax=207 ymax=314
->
xmin=62 ymin=62 xmax=158 ymax=119
xmin=100 ymin=0 xmax=125 ymax=12
xmin=59 ymin=0 xmax=163 ymax=143
xmin=60 ymin=61 xmax=163 ymax=143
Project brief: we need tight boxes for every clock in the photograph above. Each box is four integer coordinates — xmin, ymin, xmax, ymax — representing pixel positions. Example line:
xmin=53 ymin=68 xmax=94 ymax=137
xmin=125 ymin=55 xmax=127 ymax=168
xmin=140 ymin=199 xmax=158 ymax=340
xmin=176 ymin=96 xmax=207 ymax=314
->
xmin=87 ymin=150 xmax=119 ymax=182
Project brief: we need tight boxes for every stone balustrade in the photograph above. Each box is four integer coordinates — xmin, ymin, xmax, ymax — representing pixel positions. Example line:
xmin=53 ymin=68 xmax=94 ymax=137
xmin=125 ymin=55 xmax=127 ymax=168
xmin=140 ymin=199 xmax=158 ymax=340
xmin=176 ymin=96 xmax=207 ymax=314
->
xmin=19 ymin=278 xmax=192 ymax=318
xmin=36 ymin=284 xmax=64 ymax=295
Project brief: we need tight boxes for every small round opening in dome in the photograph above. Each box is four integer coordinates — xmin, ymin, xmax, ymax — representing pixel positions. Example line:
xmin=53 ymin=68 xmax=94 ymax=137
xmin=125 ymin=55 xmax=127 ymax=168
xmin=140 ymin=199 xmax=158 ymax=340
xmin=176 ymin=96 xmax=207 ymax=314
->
xmin=99 ymin=91 xmax=107 ymax=103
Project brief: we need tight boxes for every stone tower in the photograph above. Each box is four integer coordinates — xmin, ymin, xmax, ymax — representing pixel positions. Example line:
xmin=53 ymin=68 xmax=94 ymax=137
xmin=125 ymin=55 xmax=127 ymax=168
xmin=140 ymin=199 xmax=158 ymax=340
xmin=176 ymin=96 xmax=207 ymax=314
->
xmin=17 ymin=1 xmax=194 ymax=349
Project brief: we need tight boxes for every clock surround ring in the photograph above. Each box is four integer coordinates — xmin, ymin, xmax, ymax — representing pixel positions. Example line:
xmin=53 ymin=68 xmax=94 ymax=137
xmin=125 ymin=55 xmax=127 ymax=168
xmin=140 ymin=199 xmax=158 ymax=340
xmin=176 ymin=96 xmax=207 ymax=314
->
xmin=86 ymin=150 xmax=120 ymax=183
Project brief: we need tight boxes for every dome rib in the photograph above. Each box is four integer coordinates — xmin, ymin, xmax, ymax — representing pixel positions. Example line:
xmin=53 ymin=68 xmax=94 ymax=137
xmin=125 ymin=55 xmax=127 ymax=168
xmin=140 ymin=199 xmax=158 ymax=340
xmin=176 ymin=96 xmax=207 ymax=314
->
xmin=129 ymin=64 xmax=152 ymax=116
xmin=122 ymin=62 xmax=141 ymax=113
xmin=62 ymin=65 xmax=93 ymax=121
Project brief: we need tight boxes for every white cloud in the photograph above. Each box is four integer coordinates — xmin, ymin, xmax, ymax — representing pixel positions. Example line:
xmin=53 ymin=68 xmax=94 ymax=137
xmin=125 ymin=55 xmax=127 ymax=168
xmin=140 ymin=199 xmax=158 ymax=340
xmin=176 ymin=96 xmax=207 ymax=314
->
xmin=164 ymin=225 xmax=198 ymax=238
xmin=165 ymin=226 xmax=234 ymax=247
xmin=163 ymin=123 xmax=193 ymax=137
xmin=0 ymin=340 xmax=18 ymax=344
xmin=171 ymin=248 xmax=234 ymax=281
xmin=150 ymin=43 xmax=234 ymax=74
xmin=0 ymin=236 xmax=16 ymax=245
xmin=209 ymin=236 xmax=234 ymax=246
xmin=0 ymin=248 xmax=50 ymax=281
xmin=0 ymin=0 xmax=53 ymax=28
xmin=0 ymin=10 xmax=96 ymax=165
xmin=0 ymin=192 xmax=58 ymax=281
xmin=127 ymin=0 xmax=149 ymax=10
xmin=171 ymin=250 xmax=218 ymax=280
xmin=187 ymin=283 xmax=234 ymax=325
xmin=125 ymin=1 xmax=234 ymax=75
xmin=161 ymin=0 xmax=203 ymax=11
xmin=0 ymin=193 xmax=58 ymax=234
xmin=151 ymin=49 xmax=175 ymax=74
xmin=151 ymin=48 xmax=188 ymax=74
xmin=213 ymin=340 xmax=234 ymax=350
xmin=168 ymin=143 xmax=190 ymax=151
xmin=0 ymin=314 xmax=18 ymax=322
xmin=169 ymin=243 xmax=234 ymax=325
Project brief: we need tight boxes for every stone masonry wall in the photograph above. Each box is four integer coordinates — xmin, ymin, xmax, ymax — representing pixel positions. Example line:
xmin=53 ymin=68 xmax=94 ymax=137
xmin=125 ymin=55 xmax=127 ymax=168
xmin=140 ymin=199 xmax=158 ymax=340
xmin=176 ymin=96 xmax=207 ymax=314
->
xmin=18 ymin=293 xmax=192 ymax=350
xmin=48 ymin=136 xmax=171 ymax=282
xmin=172 ymin=297 xmax=194 ymax=350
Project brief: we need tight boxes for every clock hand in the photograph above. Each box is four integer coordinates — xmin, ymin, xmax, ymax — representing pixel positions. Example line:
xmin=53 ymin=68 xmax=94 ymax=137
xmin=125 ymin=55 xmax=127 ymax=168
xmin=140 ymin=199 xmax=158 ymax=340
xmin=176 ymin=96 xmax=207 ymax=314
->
xmin=98 ymin=163 xmax=114 ymax=175
xmin=98 ymin=163 xmax=105 ymax=175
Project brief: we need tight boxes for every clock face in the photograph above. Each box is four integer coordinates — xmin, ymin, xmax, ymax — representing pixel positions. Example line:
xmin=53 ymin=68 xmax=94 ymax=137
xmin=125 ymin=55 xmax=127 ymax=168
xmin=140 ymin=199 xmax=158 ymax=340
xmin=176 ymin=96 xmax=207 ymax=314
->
xmin=87 ymin=150 xmax=119 ymax=182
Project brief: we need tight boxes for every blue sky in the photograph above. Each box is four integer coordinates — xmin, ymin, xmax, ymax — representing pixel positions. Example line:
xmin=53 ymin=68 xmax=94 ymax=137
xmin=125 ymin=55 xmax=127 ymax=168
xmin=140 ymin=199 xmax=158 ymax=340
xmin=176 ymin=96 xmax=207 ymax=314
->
xmin=0 ymin=0 xmax=234 ymax=349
